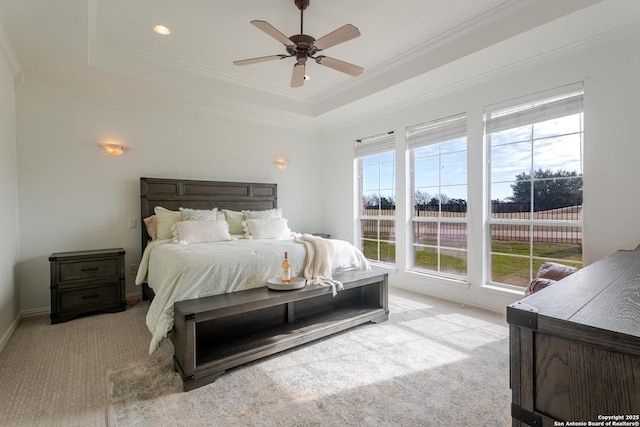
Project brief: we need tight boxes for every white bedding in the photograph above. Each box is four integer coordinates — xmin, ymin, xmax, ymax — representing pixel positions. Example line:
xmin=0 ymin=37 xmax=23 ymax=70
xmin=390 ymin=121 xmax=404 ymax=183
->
xmin=136 ymin=236 xmax=370 ymax=354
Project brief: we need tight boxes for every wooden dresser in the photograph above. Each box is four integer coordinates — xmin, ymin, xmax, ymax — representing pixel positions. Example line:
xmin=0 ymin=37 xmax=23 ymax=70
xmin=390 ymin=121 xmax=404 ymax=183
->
xmin=49 ymin=248 xmax=126 ymax=324
xmin=508 ymin=250 xmax=640 ymax=426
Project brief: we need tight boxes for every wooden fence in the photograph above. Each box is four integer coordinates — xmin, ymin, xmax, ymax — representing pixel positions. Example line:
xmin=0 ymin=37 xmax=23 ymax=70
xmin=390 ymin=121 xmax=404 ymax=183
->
xmin=361 ymin=205 xmax=582 ymax=244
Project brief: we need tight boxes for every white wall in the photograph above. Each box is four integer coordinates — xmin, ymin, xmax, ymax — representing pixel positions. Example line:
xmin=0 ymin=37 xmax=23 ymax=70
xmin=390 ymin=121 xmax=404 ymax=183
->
xmin=0 ymin=29 xmax=20 ymax=344
xmin=320 ymin=29 xmax=640 ymax=313
xmin=16 ymin=79 xmax=323 ymax=311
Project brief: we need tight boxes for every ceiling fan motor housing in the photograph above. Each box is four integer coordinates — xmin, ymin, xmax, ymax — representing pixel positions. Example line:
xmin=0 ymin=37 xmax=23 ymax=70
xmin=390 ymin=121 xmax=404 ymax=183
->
xmin=294 ymin=0 xmax=310 ymax=11
xmin=287 ymin=34 xmax=317 ymax=61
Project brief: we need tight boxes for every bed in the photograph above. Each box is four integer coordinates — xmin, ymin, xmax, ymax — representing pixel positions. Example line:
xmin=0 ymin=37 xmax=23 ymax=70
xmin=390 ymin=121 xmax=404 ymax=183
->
xmin=136 ymin=177 xmax=372 ymax=355
xmin=138 ymin=177 xmax=281 ymax=305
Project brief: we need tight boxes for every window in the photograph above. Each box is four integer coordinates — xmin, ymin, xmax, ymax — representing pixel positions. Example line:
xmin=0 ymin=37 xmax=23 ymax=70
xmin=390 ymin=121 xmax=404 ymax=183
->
xmin=486 ymin=84 xmax=584 ymax=288
xmin=356 ymin=131 xmax=396 ymax=265
xmin=408 ymin=113 xmax=468 ymax=278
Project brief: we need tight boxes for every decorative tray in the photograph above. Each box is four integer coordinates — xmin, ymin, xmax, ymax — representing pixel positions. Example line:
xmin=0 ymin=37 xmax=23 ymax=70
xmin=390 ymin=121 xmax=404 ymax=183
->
xmin=267 ymin=277 xmax=306 ymax=290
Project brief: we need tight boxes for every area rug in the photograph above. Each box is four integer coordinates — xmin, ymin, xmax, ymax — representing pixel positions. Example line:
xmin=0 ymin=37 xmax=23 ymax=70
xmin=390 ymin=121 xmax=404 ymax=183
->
xmin=107 ymin=295 xmax=512 ymax=426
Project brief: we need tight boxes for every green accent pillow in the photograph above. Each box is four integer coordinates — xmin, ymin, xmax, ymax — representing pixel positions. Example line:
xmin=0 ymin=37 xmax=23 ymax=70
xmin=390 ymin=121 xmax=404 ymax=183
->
xmin=154 ymin=206 xmax=181 ymax=240
xmin=222 ymin=209 xmax=245 ymax=235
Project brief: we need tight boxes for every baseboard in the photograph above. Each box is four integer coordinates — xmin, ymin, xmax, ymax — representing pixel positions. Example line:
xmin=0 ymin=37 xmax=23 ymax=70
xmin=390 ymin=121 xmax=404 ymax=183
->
xmin=0 ymin=312 xmax=22 ymax=354
xmin=126 ymin=292 xmax=142 ymax=305
xmin=1 ymin=307 xmax=49 ymax=353
xmin=390 ymin=282 xmax=510 ymax=315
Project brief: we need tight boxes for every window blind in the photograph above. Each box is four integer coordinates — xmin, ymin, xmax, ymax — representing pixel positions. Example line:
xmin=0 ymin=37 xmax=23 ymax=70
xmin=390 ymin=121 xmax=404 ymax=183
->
xmin=485 ymin=91 xmax=583 ymax=134
xmin=354 ymin=131 xmax=395 ymax=157
xmin=406 ymin=113 xmax=467 ymax=149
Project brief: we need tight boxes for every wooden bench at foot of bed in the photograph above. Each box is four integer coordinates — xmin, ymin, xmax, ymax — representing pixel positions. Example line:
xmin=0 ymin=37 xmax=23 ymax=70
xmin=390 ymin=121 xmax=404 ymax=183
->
xmin=172 ymin=269 xmax=389 ymax=391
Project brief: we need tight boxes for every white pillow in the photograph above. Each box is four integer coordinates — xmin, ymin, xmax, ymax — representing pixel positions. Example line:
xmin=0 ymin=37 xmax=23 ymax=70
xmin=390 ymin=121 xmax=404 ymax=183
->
xmin=154 ymin=207 xmax=182 ymax=240
xmin=242 ymin=208 xmax=283 ymax=220
xmin=243 ymin=218 xmax=291 ymax=240
xmin=172 ymin=220 xmax=231 ymax=245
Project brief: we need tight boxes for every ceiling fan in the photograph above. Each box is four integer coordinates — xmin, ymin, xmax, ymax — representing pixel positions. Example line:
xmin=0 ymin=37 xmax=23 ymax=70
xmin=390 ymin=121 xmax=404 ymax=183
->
xmin=233 ymin=0 xmax=364 ymax=88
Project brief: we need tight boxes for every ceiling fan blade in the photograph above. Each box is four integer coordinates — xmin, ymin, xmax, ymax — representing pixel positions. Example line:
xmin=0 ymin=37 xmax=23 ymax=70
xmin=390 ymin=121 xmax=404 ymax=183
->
xmin=312 ymin=24 xmax=360 ymax=51
xmin=251 ymin=20 xmax=295 ymax=47
xmin=291 ymin=62 xmax=305 ymax=88
xmin=315 ymin=56 xmax=363 ymax=77
xmin=233 ymin=55 xmax=287 ymax=66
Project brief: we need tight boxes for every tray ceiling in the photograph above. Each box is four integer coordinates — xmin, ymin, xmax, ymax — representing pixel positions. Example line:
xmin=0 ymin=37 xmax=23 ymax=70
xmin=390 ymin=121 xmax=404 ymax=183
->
xmin=1 ymin=0 xmax=632 ymax=129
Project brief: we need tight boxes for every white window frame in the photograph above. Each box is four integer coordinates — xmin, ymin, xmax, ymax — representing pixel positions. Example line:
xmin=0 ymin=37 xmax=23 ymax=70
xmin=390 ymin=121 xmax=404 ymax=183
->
xmin=485 ymin=83 xmax=584 ymax=289
xmin=407 ymin=113 xmax=468 ymax=279
xmin=355 ymin=131 xmax=396 ymax=266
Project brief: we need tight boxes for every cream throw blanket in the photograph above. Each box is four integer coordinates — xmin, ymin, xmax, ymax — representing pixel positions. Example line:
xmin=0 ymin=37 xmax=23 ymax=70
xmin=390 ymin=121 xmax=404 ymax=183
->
xmin=294 ymin=233 xmax=344 ymax=296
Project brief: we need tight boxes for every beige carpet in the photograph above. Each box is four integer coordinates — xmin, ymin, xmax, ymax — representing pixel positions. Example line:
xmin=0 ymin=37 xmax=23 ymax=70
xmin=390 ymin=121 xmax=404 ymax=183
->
xmin=0 ymin=290 xmax=511 ymax=426
xmin=107 ymin=291 xmax=512 ymax=426
xmin=0 ymin=300 xmax=151 ymax=427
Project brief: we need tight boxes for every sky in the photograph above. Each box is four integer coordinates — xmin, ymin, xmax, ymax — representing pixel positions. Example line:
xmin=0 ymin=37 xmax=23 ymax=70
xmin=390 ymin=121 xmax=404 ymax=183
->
xmin=361 ymin=113 xmax=583 ymax=204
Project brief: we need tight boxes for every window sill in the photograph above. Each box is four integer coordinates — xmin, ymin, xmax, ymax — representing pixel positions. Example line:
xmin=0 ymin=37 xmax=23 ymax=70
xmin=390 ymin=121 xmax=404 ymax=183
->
xmin=481 ymin=283 xmax=525 ymax=296
xmin=405 ymin=269 xmax=469 ymax=288
xmin=368 ymin=262 xmax=398 ymax=273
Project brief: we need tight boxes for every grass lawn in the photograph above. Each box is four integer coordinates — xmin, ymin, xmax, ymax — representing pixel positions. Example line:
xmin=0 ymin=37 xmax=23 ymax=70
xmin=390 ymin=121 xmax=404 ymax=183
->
xmin=362 ymin=235 xmax=581 ymax=287
xmin=491 ymin=240 xmax=582 ymax=286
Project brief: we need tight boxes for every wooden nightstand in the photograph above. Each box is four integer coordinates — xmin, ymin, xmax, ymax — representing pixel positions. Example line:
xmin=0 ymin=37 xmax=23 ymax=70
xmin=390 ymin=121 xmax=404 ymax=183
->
xmin=49 ymin=248 xmax=126 ymax=324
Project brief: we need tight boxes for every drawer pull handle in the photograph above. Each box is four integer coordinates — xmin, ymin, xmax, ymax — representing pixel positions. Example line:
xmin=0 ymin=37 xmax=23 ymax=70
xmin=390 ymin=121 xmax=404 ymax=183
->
xmin=81 ymin=267 xmax=99 ymax=272
xmin=81 ymin=294 xmax=100 ymax=299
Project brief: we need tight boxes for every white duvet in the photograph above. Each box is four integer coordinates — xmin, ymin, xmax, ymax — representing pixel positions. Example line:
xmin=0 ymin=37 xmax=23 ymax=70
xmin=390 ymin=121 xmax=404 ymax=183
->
xmin=136 ymin=237 xmax=370 ymax=354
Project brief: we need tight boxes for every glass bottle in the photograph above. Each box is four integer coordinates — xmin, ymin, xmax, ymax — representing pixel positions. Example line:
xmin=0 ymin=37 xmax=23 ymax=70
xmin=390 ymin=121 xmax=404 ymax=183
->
xmin=281 ymin=251 xmax=291 ymax=283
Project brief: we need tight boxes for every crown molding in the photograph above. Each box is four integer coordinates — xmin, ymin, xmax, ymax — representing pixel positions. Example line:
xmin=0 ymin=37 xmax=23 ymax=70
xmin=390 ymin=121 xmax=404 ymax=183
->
xmin=313 ymin=0 xmax=536 ymax=104
xmin=21 ymin=70 xmax=319 ymax=134
xmin=90 ymin=35 xmax=314 ymax=104
xmin=86 ymin=0 xmax=312 ymax=104
xmin=85 ymin=1 xmax=545 ymax=116
xmin=319 ymin=20 xmax=640 ymax=134
xmin=27 ymin=20 xmax=637 ymax=136
xmin=312 ymin=0 xmax=606 ymax=117
xmin=0 ymin=22 xmax=23 ymax=89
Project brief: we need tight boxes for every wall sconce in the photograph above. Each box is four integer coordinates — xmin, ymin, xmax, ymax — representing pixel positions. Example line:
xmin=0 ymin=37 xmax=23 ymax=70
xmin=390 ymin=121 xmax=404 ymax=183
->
xmin=274 ymin=160 xmax=289 ymax=170
xmin=99 ymin=143 xmax=129 ymax=156
xmin=153 ymin=25 xmax=172 ymax=35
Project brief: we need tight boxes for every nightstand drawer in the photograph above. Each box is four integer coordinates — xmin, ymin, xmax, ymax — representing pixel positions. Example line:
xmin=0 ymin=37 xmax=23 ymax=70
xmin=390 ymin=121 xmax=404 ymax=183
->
xmin=58 ymin=284 xmax=119 ymax=312
xmin=58 ymin=258 xmax=119 ymax=283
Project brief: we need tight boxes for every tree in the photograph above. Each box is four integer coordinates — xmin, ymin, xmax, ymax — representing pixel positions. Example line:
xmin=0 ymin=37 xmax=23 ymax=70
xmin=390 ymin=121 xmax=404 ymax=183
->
xmin=380 ymin=195 xmax=395 ymax=210
xmin=427 ymin=197 xmax=439 ymax=209
xmin=447 ymin=198 xmax=467 ymax=207
xmin=414 ymin=191 xmax=469 ymax=212
xmin=509 ymin=168 xmax=582 ymax=210
xmin=414 ymin=190 xmax=431 ymax=206
xmin=444 ymin=198 xmax=467 ymax=213
xmin=363 ymin=194 xmax=395 ymax=210
xmin=362 ymin=194 xmax=380 ymax=209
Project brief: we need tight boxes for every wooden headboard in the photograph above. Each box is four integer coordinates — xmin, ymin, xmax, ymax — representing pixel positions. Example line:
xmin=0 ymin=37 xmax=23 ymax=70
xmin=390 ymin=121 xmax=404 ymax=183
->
xmin=140 ymin=177 xmax=277 ymax=251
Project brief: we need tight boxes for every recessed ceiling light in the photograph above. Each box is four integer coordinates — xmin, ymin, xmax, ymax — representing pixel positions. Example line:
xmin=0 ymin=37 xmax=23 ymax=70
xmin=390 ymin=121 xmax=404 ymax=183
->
xmin=153 ymin=25 xmax=171 ymax=35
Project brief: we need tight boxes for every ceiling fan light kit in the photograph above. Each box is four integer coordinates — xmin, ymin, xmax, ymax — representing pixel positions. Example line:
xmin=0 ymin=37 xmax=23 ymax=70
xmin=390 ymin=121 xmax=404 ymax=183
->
xmin=233 ymin=0 xmax=363 ymax=88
